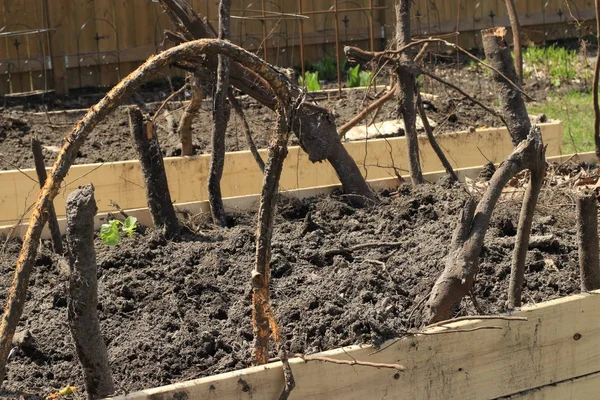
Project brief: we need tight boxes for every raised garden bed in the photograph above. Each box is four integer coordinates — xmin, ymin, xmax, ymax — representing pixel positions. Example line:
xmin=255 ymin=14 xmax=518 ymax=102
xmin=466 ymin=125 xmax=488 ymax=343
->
xmin=0 ymin=122 xmax=563 ymax=238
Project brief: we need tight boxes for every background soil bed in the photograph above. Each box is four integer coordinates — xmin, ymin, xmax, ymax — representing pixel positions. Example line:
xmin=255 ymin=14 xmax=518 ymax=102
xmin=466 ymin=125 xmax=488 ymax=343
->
xmin=0 ymin=177 xmax=582 ymax=398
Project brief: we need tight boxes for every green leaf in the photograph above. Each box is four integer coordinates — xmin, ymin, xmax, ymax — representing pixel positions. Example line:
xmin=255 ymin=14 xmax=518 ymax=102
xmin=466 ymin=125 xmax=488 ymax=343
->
xmin=100 ymin=220 xmax=121 ymax=246
xmin=346 ymin=64 xmax=360 ymax=88
xmin=302 ymin=71 xmax=321 ymax=92
xmin=122 ymin=216 xmax=138 ymax=237
xmin=359 ymin=70 xmax=372 ymax=87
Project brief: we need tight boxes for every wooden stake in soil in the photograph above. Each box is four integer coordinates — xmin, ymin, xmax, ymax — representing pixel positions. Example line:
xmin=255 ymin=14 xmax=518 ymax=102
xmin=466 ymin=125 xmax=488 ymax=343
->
xmin=65 ymin=184 xmax=114 ymax=399
xmin=576 ymin=190 xmax=600 ymax=291
xmin=129 ymin=106 xmax=180 ymax=238
xmin=208 ymin=0 xmax=232 ymax=227
xmin=31 ymin=137 xmax=63 ymax=254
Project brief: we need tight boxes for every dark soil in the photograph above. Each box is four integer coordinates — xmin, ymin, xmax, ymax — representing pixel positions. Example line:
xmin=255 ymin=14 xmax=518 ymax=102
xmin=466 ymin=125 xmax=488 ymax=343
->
xmin=0 ymin=62 xmax=571 ymax=171
xmin=0 ymin=173 xmax=583 ymax=398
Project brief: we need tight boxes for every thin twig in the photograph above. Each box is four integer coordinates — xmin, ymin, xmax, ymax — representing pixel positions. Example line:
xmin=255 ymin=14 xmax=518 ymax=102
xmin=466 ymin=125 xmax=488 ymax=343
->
xmin=152 ymin=84 xmax=187 ymax=124
xmin=278 ymin=349 xmax=295 ymax=400
xmin=294 ymin=353 xmax=405 ymax=371
xmin=425 ymin=315 xmax=528 ymax=329
xmin=338 ymin=84 xmax=399 ymax=138
xmin=420 ymin=70 xmax=507 ymax=127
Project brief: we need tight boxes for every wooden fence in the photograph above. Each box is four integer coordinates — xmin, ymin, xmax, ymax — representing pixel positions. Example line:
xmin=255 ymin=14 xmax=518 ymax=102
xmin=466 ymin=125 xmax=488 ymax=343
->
xmin=0 ymin=0 xmax=594 ymax=95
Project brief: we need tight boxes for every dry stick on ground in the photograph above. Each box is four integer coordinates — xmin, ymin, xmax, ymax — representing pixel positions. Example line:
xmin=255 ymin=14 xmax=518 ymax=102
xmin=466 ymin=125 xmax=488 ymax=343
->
xmin=395 ymin=0 xmax=423 ymax=185
xmin=416 ymin=90 xmax=458 ymax=182
xmin=338 ymin=84 xmax=398 ymax=138
xmin=576 ymin=190 xmax=600 ymax=290
xmin=229 ymin=93 xmax=265 ymax=171
xmin=0 ymin=39 xmax=295 ymax=383
xmin=30 ymin=137 xmax=63 ymax=254
xmin=208 ymin=0 xmax=232 ymax=227
xmin=129 ymin=106 xmax=180 ymax=238
xmin=65 ymin=184 xmax=114 ymax=399
xmin=504 ymin=0 xmax=523 ymax=86
xmin=295 ymin=353 xmax=405 ymax=371
xmin=160 ymin=0 xmax=376 ymax=207
xmin=424 ymin=128 xmax=545 ymax=323
xmin=178 ymin=74 xmax=203 ymax=155
xmin=594 ymin=0 xmax=600 ymax=158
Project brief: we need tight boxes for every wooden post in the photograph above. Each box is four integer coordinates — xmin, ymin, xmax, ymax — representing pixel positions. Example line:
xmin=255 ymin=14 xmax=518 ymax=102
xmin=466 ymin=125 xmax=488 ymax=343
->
xmin=577 ymin=190 xmax=600 ymax=291
xmin=31 ymin=137 xmax=64 ymax=254
xmin=66 ymin=184 xmax=114 ymax=399
xmin=44 ymin=0 xmax=68 ymax=94
xmin=129 ymin=106 xmax=180 ymax=238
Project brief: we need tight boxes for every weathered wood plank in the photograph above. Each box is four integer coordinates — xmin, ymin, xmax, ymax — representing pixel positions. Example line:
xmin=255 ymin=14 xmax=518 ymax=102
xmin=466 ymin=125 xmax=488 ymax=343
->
xmin=0 ymin=122 xmax=564 ymax=227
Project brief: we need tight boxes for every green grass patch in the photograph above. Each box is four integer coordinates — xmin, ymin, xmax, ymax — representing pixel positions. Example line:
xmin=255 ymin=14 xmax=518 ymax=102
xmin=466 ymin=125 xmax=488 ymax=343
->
xmin=527 ymin=91 xmax=594 ymax=153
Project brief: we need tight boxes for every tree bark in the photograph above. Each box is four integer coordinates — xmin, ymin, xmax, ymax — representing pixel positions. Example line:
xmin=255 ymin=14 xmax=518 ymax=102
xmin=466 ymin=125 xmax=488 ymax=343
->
xmin=482 ymin=27 xmax=531 ymax=145
xmin=66 ymin=184 xmax=114 ymax=399
xmin=576 ymin=191 xmax=600 ymax=291
xmin=129 ymin=106 xmax=180 ymax=238
xmin=507 ymin=154 xmax=546 ymax=308
xmin=208 ymin=0 xmax=232 ymax=227
xmin=425 ymin=128 xmax=544 ymax=323
xmin=159 ymin=0 xmax=375 ymax=205
xmin=0 ymin=38 xmax=298 ymax=384
xmin=178 ymin=74 xmax=203 ymax=156
xmin=504 ymin=0 xmax=523 ymax=86
xmin=395 ymin=0 xmax=423 ymax=185
xmin=31 ymin=137 xmax=63 ymax=254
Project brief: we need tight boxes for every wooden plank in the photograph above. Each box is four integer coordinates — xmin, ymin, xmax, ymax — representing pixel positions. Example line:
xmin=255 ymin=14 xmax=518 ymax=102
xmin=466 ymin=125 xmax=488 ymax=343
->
xmin=0 ymin=150 xmax=590 ymax=241
xmin=103 ymin=289 xmax=600 ymax=400
xmin=509 ymin=371 xmax=600 ymax=399
xmin=0 ymin=122 xmax=564 ymax=227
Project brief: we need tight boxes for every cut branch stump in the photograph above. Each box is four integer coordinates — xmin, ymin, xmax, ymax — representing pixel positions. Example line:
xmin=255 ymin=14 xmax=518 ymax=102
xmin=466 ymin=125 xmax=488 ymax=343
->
xmin=65 ymin=184 xmax=114 ymax=399
xmin=129 ymin=106 xmax=180 ymax=238
xmin=577 ymin=190 xmax=600 ymax=291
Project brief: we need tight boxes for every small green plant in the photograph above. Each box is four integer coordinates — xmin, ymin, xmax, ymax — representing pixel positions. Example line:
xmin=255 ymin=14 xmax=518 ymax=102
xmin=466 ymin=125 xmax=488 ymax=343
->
xmin=359 ymin=70 xmax=372 ymax=87
xmin=298 ymin=71 xmax=321 ymax=91
xmin=100 ymin=216 xmax=138 ymax=246
xmin=346 ymin=64 xmax=361 ymax=87
xmin=522 ymin=45 xmax=578 ymax=86
xmin=314 ymin=56 xmax=337 ymax=82
xmin=347 ymin=64 xmax=373 ymax=87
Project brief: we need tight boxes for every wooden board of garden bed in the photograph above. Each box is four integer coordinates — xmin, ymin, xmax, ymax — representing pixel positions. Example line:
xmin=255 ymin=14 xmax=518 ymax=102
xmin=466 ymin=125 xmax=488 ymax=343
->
xmin=0 ymin=122 xmax=563 ymax=228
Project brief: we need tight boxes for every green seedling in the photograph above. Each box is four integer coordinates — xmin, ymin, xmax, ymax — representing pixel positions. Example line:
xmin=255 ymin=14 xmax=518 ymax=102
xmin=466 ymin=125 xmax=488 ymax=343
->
xmin=100 ymin=216 xmax=138 ymax=246
xmin=346 ymin=64 xmax=360 ymax=87
xmin=298 ymin=71 xmax=321 ymax=91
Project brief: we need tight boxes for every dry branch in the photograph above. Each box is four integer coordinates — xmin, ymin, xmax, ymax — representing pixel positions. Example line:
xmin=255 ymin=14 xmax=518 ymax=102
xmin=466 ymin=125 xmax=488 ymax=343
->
xmin=278 ymin=349 xmax=295 ymax=400
xmin=425 ymin=128 xmax=545 ymax=323
xmin=31 ymin=137 xmax=63 ymax=254
xmin=129 ymin=107 xmax=180 ymax=238
xmin=576 ymin=190 xmax=600 ymax=291
xmin=395 ymin=0 xmax=423 ymax=185
xmin=229 ymin=93 xmax=265 ymax=172
xmin=0 ymin=38 xmax=305 ymax=383
xmin=508 ymin=152 xmax=546 ymax=308
xmin=416 ymin=90 xmax=458 ymax=182
xmin=159 ymin=0 xmax=375 ymax=207
xmin=178 ymin=75 xmax=203 ymax=156
xmin=504 ymin=0 xmax=523 ymax=86
xmin=595 ymin=0 xmax=600 ymax=158
xmin=208 ymin=0 xmax=232 ymax=227
xmin=482 ymin=27 xmax=531 ymax=146
xmin=66 ymin=185 xmax=114 ymax=399
xmin=338 ymin=84 xmax=398 ymax=139
xmin=295 ymin=353 xmax=405 ymax=371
